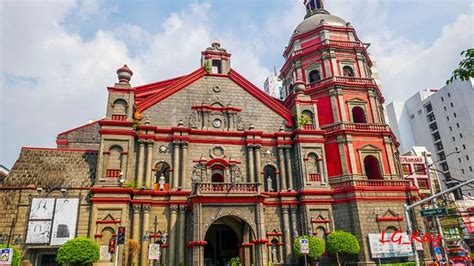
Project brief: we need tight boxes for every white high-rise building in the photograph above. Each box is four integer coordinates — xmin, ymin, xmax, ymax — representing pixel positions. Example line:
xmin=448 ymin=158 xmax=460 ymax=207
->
xmin=387 ymin=79 xmax=474 ymax=198
xmin=263 ymin=72 xmax=284 ymax=100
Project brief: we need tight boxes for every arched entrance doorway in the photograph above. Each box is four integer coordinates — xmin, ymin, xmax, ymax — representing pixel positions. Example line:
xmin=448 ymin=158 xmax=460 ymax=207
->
xmin=204 ymin=216 xmax=255 ymax=266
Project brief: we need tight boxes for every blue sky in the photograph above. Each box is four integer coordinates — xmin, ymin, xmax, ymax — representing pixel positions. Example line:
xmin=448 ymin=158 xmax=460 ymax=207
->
xmin=1 ymin=0 xmax=473 ymax=168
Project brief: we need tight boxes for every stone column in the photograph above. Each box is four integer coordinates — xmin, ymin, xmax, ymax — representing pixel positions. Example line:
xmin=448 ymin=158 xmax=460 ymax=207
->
xmin=290 ymin=206 xmax=298 ymax=239
xmin=346 ymin=136 xmax=358 ymax=175
xmin=329 ymin=89 xmax=340 ymax=123
xmin=384 ymin=136 xmax=396 ymax=176
xmin=178 ymin=206 xmax=187 ymax=264
xmin=172 ymin=142 xmax=180 ymax=189
xmin=247 ymin=145 xmax=255 ymax=182
xmin=285 ymin=146 xmax=294 ymax=190
xmin=132 ymin=205 xmax=141 ymax=265
xmin=281 ymin=206 xmax=292 ymax=263
xmin=254 ymin=145 xmax=262 ymax=184
xmin=145 ymin=140 xmax=154 ymax=188
xmin=368 ymin=90 xmax=380 ymax=123
xmin=102 ymin=152 xmax=109 ymax=179
xmin=137 ymin=140 xmax=146 ymax=187
xmin=120 ymin=152 xmax=128 ymax=181
xmin=167 ymin=205 xmax=178 ymax=265
xmin=337 ymin=136 xmax=349 ymax=175
xmin=278 ymin=146 xmax=287 ymax=191
xmin=181 ymin=143 xmax=188 ymax=188
xmin=337 ymin=89 xmax=347 ymax=122
xmin=255 ymin=202 xmax=267 ymax=264
xmin=141 ymin=206 xmax=151 ymax=266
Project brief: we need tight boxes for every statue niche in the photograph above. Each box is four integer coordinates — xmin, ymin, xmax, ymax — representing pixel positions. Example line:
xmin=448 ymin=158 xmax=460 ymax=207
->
xmin=188 ymin=100 xmax=245 ymax=131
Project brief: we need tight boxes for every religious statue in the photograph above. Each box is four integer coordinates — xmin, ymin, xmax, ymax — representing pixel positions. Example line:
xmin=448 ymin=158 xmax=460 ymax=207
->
xmin=267 ymin=176 xmax=273 ymax=192
xmin=158 ymin=174 xmax=166 ymax=191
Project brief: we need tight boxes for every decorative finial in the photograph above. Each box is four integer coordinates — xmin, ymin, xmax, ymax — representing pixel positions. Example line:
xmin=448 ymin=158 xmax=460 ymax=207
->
xmin=178 ymin=120 xmax=184 ymax=127
xmin=294 ymin=80 xmax=306 ymax=94
xmin=116 ymin=64 xmax=133 ymax=84
xmin=249 ymin=124 xmax=255 ymax=130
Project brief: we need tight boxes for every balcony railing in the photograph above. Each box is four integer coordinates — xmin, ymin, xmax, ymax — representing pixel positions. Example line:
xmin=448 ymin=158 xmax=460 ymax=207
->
xmin=193 ymin=182 xmax=260 ymax=195
xmin=302 ymin=124 xmax=316 ymax=130
xmin=322 ymin=123 xmax=390 ymax=132
xmin=331 ymin=179 xmax=412 ymax=189
xmin=309 ymin=173 xmax=321 ymax=182
xmin=307 ymin=76 xmax=376 ymax=92
xmin=111 ymin=114 xmax=127 ymax=121
xmin=106 ymin=169 xmax=121 ymax=178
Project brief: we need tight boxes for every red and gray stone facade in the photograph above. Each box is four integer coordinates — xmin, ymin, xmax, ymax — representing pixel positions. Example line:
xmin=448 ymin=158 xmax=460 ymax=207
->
xmin=0 ymin=1 xmax=427 ymax=265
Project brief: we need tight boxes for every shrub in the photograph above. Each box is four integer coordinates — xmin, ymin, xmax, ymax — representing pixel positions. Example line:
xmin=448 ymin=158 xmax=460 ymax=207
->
xmin=293 ymin=235 xmax=325 ymax=258
xmin=326 ymin=231 xmax=360 ymax=266
xmin=0 ymin=244 xmax=22 ymax=266
xmin=56 ymin=237 xmax=99 ymax=266
xmin=230 ymin=256 xmax=242 ymax=266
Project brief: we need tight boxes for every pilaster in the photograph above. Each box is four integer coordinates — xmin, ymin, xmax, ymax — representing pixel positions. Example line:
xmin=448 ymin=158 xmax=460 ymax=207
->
xmin=167 ymin=205 xmax=178 ymax=265
xmin=172 ymin=142 xmax=180 ymax=189
xmin=278 ymin=146 xmax=287 ymax=191
xmin=137 ymin=140 xmax=146 ymax=187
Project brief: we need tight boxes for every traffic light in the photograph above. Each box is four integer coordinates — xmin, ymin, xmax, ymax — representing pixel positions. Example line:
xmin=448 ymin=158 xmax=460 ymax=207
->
xmin=108 ymin=237 xmax=116 ymax=254
xmin=117 ymin=226 xmax=126 ymax=244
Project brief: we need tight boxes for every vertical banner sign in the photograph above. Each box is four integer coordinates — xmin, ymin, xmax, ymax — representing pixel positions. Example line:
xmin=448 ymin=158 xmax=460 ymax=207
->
xmin=26 ymin=198 xmax=80 ymax=245
xmin=300 ymin=239 xmax=309 ymax=255
xmin=50 ymin=198 xmax=79 ymax=245
xmin=0 ymin=248 xmax=13 ymax=265
xmin=148 ymin=244 xmax=161 ymax=260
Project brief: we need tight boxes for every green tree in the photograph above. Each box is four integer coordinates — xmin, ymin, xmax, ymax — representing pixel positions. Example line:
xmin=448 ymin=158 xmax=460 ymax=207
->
xmin=447 ymin=48 xmax=474 ymax=84
xmin=326 ymin=231 xmax=360 ymax=266
xmin=0 ymin=244 xmax=22 ymax=266
xmin=56 ymin=237 xmax=99 ymax=266
xmin=293 ymin=235 xmax=326 ymax=258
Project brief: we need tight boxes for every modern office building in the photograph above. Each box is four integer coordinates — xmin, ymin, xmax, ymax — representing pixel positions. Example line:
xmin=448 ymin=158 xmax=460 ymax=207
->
xmin=263 ymin=72 xmax=284 ymax=100
xmin=387 ymin=79 xmax=474 ymax=198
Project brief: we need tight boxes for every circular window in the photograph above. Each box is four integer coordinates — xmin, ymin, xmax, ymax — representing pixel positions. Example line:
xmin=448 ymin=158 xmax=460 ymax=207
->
xmin=212 ymin=119 xmax=222 ymax=128
xmin=213 ymin=85 xmax=221 ymax=93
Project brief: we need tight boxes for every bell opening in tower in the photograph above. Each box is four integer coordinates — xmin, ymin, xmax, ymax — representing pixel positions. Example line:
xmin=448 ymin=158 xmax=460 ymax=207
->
xmin=212 ymin=60 xmax=222 ymax=74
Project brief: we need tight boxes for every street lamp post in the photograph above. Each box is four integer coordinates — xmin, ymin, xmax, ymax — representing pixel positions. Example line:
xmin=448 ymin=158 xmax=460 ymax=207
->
xmin=404 ymin=178 xmax=474 ymax=266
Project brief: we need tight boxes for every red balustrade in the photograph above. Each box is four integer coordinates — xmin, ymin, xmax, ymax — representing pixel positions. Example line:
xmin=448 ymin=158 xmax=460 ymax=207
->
xmin=106 ymin=169 xmax=121 ymax=178
xmin=309 ymin=173 xmax=321 ymax=182
xmin=303 ymin=124 xmax=315 ymax=130
xmin=111 ymin=114 xmax=127 ymax=121
xmin=196 ymin=182 xmax=259 ymax=194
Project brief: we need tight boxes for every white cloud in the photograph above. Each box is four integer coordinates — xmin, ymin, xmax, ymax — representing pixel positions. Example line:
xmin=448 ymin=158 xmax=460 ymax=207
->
xmin=1 ymin=0 xmax=472 ymax=168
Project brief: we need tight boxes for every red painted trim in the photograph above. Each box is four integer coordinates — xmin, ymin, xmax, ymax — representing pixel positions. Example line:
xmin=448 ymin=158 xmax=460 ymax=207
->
xmin=300 ymin=199 xmax=334 ymax=204
xmin=206 ymin=158 xmax=230 ymax=167
xmin=57 ymin=119 xmax=103 ymax=136
xmin=134 ymin=75 xmax=185 ymax=95
xmin=137 ymin=68 xmax=206 ymax=112
xmin=376 ymin=216 xmax=404 ymax=222
xmin=311 ymin=219 xmax=330 ymax=224
xmin=96 ymin=219 xmax=121 ymax=224
xmin=228 ymin=69 xmax=293 ymax=127
xmin=192 ymin=105 xmax=241 ymax=112
xmin=99 ymin=129 xmax=135 ymax=136
xmin=99 ymin=120 xmax=134 ymax=127
xmin=252 ymin=239 xmax=269 ymax=244
xmin=266 ymin=232 xmax=282 ymax=237
xmin=241 ymin=242 xmax=253 ymax=247
xmin=263 ymin=200 xmax=300 ymax=206
xmin=91 ymin=187 xmax=134 ymax=194
xmin=94 ymin=234 xmax=103 ymax=238
xmin=191 ymin=196 xmax=265 ymax=204
xmin=56 ymin=139 xmax=68 ymax=145
xmin=90 ymin=198 xmax=131 ymax=203
xmin=22 ymin=147 xmax=98 ymax=153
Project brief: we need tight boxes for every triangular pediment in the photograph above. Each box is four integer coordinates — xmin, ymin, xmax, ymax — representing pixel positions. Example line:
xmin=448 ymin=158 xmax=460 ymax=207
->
xmin=135 ymin=68 xmax=293 ymax=127
xmin=358 ymin=144 xmax=381 ymax=151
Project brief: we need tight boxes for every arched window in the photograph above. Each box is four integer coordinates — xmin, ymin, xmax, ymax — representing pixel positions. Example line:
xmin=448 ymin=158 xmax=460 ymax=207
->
xmin=264 ymin=165 xmax=277 ymax=192
xmin=315 ymin=226 xmax=326 ymax=241
xmin=211 ymin=165 xmax=225 ymax=182
xmin=385 ymin=226 xmax=398 ymax=233
xmin=308 ymin=70 xmax=321 ymax=83
xmin=100 ymin=227 xmax=115 ymax=262
xmin=270 ymin=239 xmax=281 ymax=263
xmin=352 ymin=106 xmax=367 ymax=123
xmin=106 ymin=145 xmax=123 ymax=178
xmin=212 ymin=60 xmax=222 ymax=74
xmin=112 ymin=99 xmax=128 ymax=121
xmin=307 ymin=153 xmax=321 ymax=182
xmin=364 ymin=155 xmax=382 ymax=180
xmin=343 ymin=66 xmax=354 ymax=77
xmin=301 ymin=110 xmax=315 ymax=128
xmin=154 ymin=162 xmax=170 ymax=191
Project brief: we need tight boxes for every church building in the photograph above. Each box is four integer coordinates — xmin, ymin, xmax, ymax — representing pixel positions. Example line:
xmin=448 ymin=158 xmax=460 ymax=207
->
xmin=1 ymin=1 xmax=424 ymax=265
